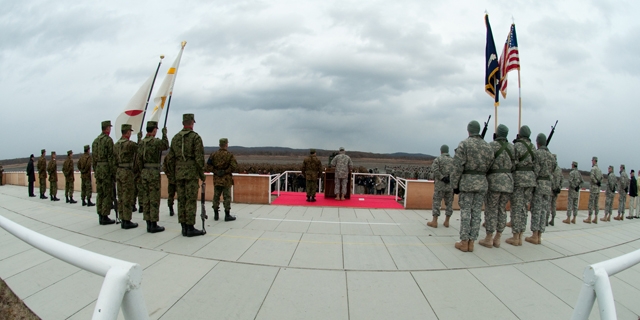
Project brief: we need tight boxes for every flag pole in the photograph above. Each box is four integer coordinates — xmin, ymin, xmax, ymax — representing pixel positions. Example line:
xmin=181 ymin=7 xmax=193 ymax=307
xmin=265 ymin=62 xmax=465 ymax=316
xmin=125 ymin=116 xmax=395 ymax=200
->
xmin=139 ymin=56 xmax=164 ymax=131
xmin=162 ymin=41 xmax=187 ymax=129
xmin=517 ymin=68 xmax=522 ymax=131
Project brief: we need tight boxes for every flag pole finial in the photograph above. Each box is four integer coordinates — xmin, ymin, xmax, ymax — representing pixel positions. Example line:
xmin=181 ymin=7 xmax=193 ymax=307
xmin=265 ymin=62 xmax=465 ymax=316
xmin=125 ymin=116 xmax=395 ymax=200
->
xmin=160 ymin=55 xmax=165 ymax=60
xmin=512 ymin=16 xmax=515 ymax=24
xmin=181 ymin=41 xmax=187 ymax=48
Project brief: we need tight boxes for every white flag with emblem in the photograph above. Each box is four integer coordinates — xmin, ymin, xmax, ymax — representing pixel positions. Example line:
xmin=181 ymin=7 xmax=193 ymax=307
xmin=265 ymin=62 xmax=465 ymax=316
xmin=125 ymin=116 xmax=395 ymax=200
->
xmin=149 ymin=42 xmax=186 ymax=123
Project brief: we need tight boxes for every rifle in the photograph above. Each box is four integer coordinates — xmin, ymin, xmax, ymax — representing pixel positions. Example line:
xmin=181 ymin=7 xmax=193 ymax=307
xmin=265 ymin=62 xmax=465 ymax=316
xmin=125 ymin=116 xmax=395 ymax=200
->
xmin=200 ymin=182 xmax=208 ymax=234
xmin=480 ymin=115 xmax=491 ymax=139
xmin=546 ymin=120 xmax=558 ymax=146
xmin=112 ymin=180 xmax=120 ymax=224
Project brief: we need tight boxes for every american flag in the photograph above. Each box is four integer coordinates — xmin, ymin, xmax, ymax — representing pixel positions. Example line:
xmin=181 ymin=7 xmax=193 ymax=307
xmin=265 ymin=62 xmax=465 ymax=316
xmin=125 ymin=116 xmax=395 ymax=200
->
xmin=499 ymin=24 xmax=520 ymax=98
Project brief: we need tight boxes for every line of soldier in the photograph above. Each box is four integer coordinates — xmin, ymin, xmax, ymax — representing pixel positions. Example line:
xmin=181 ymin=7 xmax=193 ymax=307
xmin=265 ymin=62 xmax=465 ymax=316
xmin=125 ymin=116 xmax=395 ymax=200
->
xmin=29 ymin=148 xmax=93 ymax=206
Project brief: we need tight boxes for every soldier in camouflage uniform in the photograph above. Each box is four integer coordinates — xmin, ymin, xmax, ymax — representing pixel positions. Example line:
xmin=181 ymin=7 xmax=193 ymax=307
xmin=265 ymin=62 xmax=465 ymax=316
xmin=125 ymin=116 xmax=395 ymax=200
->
xmin=563 ymin=161 xmax=583 ymax=224
xmin=585 ymin=156 xmax=603 ymax=223
xmin=47 ymin=151 xmax=60 ymax=201
xmin=548 ymin=154 xmax=563 ymax=226
xmin=167 ymin=114 xmax=206 ymax=236
xmin=614 ymin=164 xmax=629 ymax=220
xmin=138 ymin=121 xmax=169 ymax=233
xmin=428 ymin=144 xmax=455 ymax=228
xmin=506 ymin=125 xmax=536 ymax=246
xmin=301 ymin=148 xmax=323 ymax=202
xmin=162 ymin=152 xmax=176 ymax=216
xmin=451 ymin=121 xmax=493 ymax=252
xmin=330 ymin=147 xmax=353 ymax=200
xmin=525 ymin=133 xmax=554 ymax=245
xmin=206 ymin=138 xmax=238 ymax=221
xmin=92 ymin=121 xmax=116 ymax=225
xmin=603 ymin=165 xmax=617 ymax=222
xmin=77 ymin=145 xmax=95 ymax=206
xmin=62 ymin=150 xmax=77 ymax=204
xmin=37 ymin=149 xmax=47 ymax=199
xmin=479 ymin=124 xmax=514 ymax=248
xmin=114 ymin=124 xmax=139 ymax=229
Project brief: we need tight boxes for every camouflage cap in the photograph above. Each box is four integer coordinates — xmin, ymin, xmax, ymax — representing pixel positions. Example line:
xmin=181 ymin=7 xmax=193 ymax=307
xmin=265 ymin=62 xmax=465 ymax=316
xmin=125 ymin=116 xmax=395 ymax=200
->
xmin=536 ymin=133 xmax=547 ymax=146
xmin=497 ymin=124 xmax=509 ymax=138
xmin=183 ymin=113 xmax=195 ymax=122
xmin=592 ymin=156 xmax=598 ymax=162
xmin=339 ymin=147 xmax=345 ymax=151
xmin=101 ymin=120 xmax=112 ymax=128
xmin=121 ymin=124 xmax=133 ymax=132
xmin=84 ymin=145 xmax=90 ymax=151
xmin=219 ymin=138 xmax=228 ymax=146
xmin=146 ymin=121 xmax=158 ymax=129
xmin=67 ymin=150 xmax=72 ymax=155
xmin=467 ymin=121 xmax=481 ymax=134
xmin=519 ymin=125 xmax=531 ymax=138
xmin=310 ymin=148 xmax=316 ymax=154
xmin=621 ymin=164 xmax=626 ymax=169
xmin=609 ymin=165 xmax=614 ymax=170
xmin=440 ymin=145 xmax=449 ymax=153
xmin=572 ymin=161 xmax=578 ymax=168
xmin=41 ymin=149 xmax=45 ymax=154
xmin=51 ymin=151 xmax=56 ymax=155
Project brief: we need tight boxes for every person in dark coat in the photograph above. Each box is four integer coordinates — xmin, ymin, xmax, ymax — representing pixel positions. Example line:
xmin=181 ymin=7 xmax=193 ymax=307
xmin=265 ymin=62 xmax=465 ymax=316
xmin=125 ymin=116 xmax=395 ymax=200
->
xmin=27 ymin=154 xmax=36 ymax=197
xmin=628 ymin=170 xmax=638 ymax=219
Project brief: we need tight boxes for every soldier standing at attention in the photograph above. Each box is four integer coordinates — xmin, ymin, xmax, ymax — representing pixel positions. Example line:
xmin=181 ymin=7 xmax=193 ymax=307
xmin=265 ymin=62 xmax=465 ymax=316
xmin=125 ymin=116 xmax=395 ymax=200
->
xmin=451 ymin=120 xmax=493 ymax=252
xmin=506 ymin=125 xmax=536 ymax=246
xmin=27 ymin=154 xmax=36 ymax=197
xmin=585 ymin=157 xmax=603 ymax=223
xmin=167 ymin=114 xmax=206 ymax=237
xmin=603 ymin=165 xmax=617 ymax=222
xmin=330 ymin=147 xmax=353 ymax=200
xmin=138 ymin=121 xmax=169 ymax=233
xmin=563 ymin=161 xmax=583 ymax=224
xmin=63 ymin=150 xmax=77 ymax=204
xmin=301 ymin=148 xmax=322 ymax=202
xmin=77 ymin=145 xmax=95 ymax=206
xmin=37 ymin=149 xmax=47 ymax=199
xmin=525 ymin=133 xmax=554 ymax=245
xmin=615 ymin=164 xmax=629 ymax=220
xmin=47 ymin=151 xmax=60 ymax=201
xmin=206 ymin=138 xmax=238 ymax=221
xmin=629 ymin=170 xmax=638 ymax=219
xmin=548 ymin=154 xmax=563 ymax=226
xmin=479 ymin=124 xmax=514 ymax=248
xmin=92 ymin=121 xmax=116 ymax=225
xmin=162 ymin=152 xmax=176 ymax=216
xmin=114 ymin=124 xmax=139 ymax=229
xmin=428 ymin=144 xmax=455 ymax=228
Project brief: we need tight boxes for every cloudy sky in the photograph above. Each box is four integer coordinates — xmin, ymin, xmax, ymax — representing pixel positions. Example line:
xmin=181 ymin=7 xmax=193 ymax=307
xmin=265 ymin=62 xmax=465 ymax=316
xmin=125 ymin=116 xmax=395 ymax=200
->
xmin=1 ymin=0 xmax=638 ymax=172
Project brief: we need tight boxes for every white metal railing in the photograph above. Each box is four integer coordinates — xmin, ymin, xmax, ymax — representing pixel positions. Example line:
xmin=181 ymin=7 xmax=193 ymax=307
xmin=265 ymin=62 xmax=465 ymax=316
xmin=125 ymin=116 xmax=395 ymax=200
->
xmin=0 ymin=214 xmax=149 ymax=320
xmin=571 ymin=248 xmax=640 ymax=319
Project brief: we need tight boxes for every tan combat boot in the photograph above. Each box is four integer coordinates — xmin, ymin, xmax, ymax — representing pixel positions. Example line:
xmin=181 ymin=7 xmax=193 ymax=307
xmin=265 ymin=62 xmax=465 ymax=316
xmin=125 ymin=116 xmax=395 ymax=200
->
xmin=479 ymin=232 xmax=494 ymax=248
xmin=454 ymin=240 xmax=469 ymax=252
xmin=468 ymin=240 xmax=475 ymax=252
xmin=601 ymin=215 xmax=609 ymax=222
xmin=506 ymin=221 xmax=512 ymax=228
xmin=571 ymin=216 xmax=576 ymax=224
xmin=592 ymin=216 xmax=598 ymax=224
xmin=525 ymin=231 xmax=539 ymax=244
xmin=427 ymin=216 xmax=438 ymax=228
xmin=335 ymin=195 xmax=340 ymax=200
xmin=518 ymin=232 xmax=524 ymax=246
xmin=493 ymin=232 xmax=502 ymax=248
xmin=505 ymin=233 xmax=519 ymax=246
xmin=341 ymin=194 xmax=346 ymax=201
xmin=583 ymin=215 xmax=592 ymax=224
xmin=620 ymin=214 xmax=624 ymax=221
xmin=537 ymin=231 xmax=542 ymax=244
xmin=443 ymin=216 xmax=450 ymax=228
xmin=562 ymin=216 xmax=571 ymax=224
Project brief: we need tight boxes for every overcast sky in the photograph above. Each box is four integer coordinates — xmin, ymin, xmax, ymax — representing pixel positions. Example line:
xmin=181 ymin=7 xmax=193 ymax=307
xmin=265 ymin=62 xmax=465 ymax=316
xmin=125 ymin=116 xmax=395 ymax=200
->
xmin=1 ymin=0 xmax=638 ymax=172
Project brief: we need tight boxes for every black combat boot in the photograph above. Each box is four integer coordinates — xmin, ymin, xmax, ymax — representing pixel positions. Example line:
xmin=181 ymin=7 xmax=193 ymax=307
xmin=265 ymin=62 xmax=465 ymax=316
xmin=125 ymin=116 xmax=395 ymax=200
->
xmin=181 ymin=223 xmax=186 ymax=236
xmin=99 ymin=215 xmax=115 ymax=225
xmin=148 ymin=221 xmax=165 ymax=233
xmin=169 ymin=206 xmax=175 ymax=216
xmin=121 ymin=220 xmax=139 ymax=230
xmin=145 ymin=220 xmax=151 ymax=232
xmin=50 ymin=195 xmax=54 ymax=201
xmin=306 ymin=196 xmax=311 ymax=202
xmin=66 ymin=196 xmax=70 ymax=203
xmin=139 ymin=206 xmax=144 ymax=214
xmin=224 ymin=209 xmax=236 ymax=222
xmin=53 ymin=195 xmax=60 ymax=201
xmin=69 ymin=197 xmax=77 ymax=204
xmin=40 ymin=193 xmax=46 ymax=199
xmin=185 ymin=224 xmax=205 ymax=237
xmin=132 ymin=204 xmax=137 ymax=212
xmin=82 ymin=199 xmax=87 ymax=206
xmin=311 ymin=196 xmax=317 ymax=202
xmin=87 ymin=200 xmax=95 ymax=207
xmin=214 ymin=209 xmax=219 ymax=221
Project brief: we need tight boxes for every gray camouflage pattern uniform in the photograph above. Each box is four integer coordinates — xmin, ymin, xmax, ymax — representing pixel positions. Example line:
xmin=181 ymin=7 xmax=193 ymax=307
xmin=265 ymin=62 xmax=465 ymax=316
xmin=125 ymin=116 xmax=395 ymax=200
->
xmin=451 ymin=135 xmax=493 ymax=241
xmin=331 ymin=152 xmax=353 ymax=195
xmin=531 ymin=145 xmax=554 ymax=233
xmin=485 ymin=137 xmax=514 ymax=233
xmin=511 ymin=138 xmax=537 ymax=233
xmin=567 ymin=166 xmax=583 ymax=217
xmin=549 ymin=162 xmax=563 ymax=222
xmin=588 ymin=164 xmax=603 ymax=217
xmin=605 ymin=170 xmax=617 ymax=216
xmin=431 ymin=153 xmax=454 ymax=217
xmin=618 ymin=168 xmax=629 ymax=215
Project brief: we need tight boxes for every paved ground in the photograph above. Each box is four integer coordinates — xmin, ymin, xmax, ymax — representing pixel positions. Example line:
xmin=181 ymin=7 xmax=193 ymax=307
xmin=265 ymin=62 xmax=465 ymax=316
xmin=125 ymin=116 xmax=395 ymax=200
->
xmin=0 ymin=185 xmax=639 ymax=319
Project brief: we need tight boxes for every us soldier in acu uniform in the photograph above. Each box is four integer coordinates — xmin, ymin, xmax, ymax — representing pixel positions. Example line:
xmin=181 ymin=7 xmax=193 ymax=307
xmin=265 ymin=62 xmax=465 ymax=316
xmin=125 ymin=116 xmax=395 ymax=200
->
xmin=428 ymin=144 xmax=454 ymax=229
xmin=114 ymin=124 xmax=139 ymax=229
xmin=37 ymin=149 xmax=47 ymax=199
xmin=168 ymin=114 xmax=206 ymax=237
xmin=330 ymin=147 xmax=353 ymax=200
xmin=480 ymin=124 xmax=514 ymax=248
xmin=506 ymin=125 xmax=536 ymax=246
xmin=77 ymin=145 xmax=95 ymax=206
xmin=548 ymin=154 xmax=563 ymax=226
xmin=615 ymin=164 xmax=629 ymax=221
xmin=525 ymin=133 xmax=554 ymax=245
xmin=301 ymin=148 xmax=322 ymax=202
xmin=162 ymin=152 xmax=176 ymax=216
xmin=563 ymin=161 xmax=583 ymax=224
xmin=92 ymin=120 xmax=116 ymax=225
xmin=47 ymin=151 xmax=60 ymax=201
xmin=451 ymin=120 xmax=493 ymax=253
xmin=138 ymin=121 xmax=169 ymax=233
xmin=585 ymin=156 xmax=603 ymax=223
xmin=63 ymin=150 xmax=77 ymax=204
xmin=206 ymin=138 xmax=238 ymax=221
xmin=603 ymin=165 xmax=617 ymax=222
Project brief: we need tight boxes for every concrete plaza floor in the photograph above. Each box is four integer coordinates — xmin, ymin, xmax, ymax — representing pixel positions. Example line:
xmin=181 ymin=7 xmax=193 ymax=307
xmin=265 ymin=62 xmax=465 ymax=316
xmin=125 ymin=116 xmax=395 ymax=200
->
xmin=0 ymin=185 xmax=639 ymax=319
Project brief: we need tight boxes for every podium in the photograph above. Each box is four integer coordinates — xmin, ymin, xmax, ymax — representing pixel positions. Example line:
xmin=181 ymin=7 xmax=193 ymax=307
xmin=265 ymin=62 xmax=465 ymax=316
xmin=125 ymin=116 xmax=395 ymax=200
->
xmin=324 ymin=168 xmax=351 ymax=199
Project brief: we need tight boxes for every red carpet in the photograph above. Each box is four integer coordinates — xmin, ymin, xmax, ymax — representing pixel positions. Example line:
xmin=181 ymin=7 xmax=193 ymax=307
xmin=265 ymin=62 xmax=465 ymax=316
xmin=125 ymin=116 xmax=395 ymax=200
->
xmin=271 ymin=192 xmax=404 ymax=209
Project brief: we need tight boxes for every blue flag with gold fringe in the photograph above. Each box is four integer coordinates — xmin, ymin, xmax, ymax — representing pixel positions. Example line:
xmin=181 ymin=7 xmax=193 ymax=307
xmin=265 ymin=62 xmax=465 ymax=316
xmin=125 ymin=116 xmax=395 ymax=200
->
xmin=485 ymin=14 xmax=500 ymax=107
